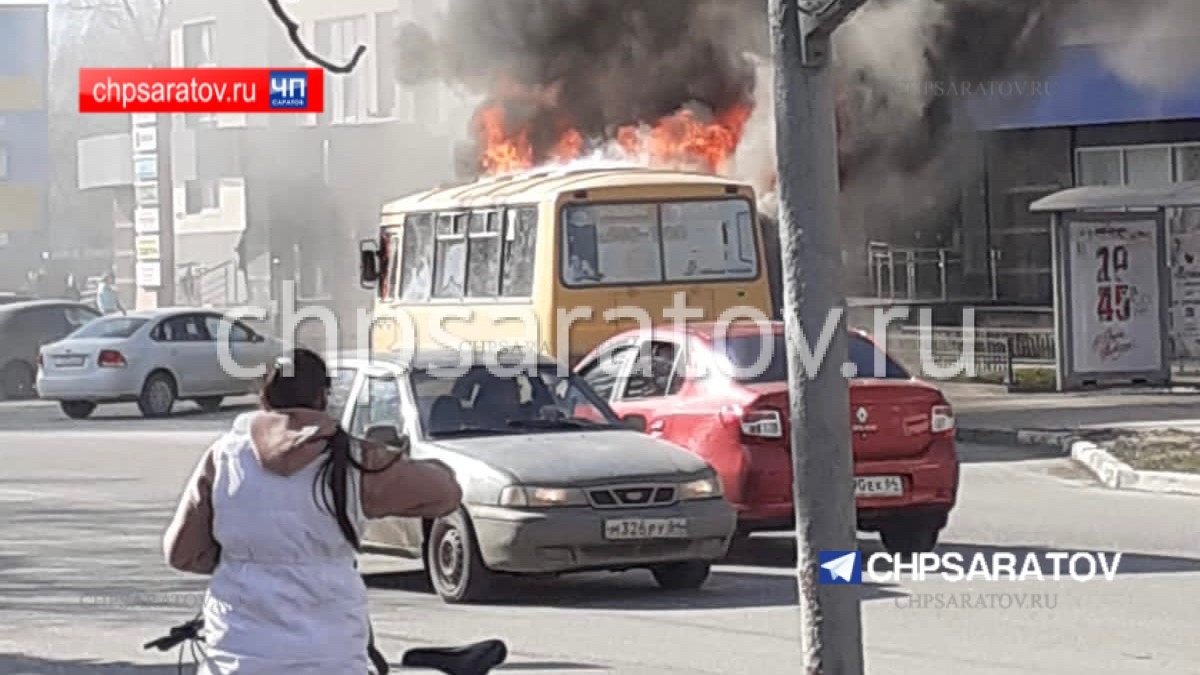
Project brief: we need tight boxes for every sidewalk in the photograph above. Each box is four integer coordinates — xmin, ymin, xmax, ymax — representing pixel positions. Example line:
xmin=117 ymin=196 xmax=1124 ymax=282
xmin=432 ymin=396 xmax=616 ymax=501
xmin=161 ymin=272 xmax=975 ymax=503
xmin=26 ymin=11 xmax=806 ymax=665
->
xmin=942 ymin=382 xmax=1200 ymax=432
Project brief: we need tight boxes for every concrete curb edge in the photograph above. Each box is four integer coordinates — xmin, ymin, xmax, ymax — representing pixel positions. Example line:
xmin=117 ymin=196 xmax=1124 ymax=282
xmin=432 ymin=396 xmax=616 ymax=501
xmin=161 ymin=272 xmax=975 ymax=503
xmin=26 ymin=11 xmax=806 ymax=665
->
xmin=958 ymin=427 xmax=1200 ymax=497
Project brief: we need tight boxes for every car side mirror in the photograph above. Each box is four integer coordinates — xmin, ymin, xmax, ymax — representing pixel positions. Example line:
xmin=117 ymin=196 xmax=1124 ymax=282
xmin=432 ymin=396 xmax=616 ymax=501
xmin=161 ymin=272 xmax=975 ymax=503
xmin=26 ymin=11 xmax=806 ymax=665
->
xmin=359 ymin=239 xmax=380 ymax=289
xmin=364 ymin=424 xmax=409 ymax=454
xmin=621 ymin=414 xmax=648 ymax=433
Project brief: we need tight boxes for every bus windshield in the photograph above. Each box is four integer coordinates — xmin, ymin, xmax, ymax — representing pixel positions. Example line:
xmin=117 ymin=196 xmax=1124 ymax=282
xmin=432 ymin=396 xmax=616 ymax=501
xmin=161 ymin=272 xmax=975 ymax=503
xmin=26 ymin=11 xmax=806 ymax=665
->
xmin=561 ymin=198 xmax=757 ymax=286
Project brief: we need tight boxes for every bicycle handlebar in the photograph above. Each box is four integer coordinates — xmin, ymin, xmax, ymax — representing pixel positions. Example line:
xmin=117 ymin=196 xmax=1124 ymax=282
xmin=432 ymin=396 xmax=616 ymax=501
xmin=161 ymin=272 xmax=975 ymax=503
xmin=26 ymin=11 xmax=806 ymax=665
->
xmin=143 ymin=619 xmax=204 ymax=652
xmin=144 ymin=618 xmax=508 ymax=674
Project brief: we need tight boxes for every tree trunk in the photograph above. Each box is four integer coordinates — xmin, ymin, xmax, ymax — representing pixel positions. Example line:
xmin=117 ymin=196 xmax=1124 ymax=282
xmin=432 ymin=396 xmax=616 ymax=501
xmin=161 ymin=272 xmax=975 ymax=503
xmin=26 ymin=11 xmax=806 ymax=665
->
xmin=767 ymin=1 xmax=865 ymax=673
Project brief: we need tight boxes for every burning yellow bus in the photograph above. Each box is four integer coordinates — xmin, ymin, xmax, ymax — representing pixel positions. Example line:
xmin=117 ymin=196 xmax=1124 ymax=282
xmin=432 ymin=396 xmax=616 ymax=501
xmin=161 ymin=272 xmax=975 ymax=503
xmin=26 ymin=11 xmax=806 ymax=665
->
xmin=359 ymin=164 xmax=775 ymax=364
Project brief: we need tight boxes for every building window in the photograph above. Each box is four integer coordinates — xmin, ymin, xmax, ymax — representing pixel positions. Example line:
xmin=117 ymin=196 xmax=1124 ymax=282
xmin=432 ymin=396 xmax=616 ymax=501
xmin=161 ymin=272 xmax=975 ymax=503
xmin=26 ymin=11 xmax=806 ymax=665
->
xmin=1177 ymin=146 xmax=1200 ymax=182
xmin=315 ymin=16 xmax=368 ymax=124
xmin=1077 ymin=148 xmax=1122 ymax=186
xmin=0 ymin=142 xmax=9 ymax=181
xmin=1125 ymin=147 xmax=1172 ymax=186
xmin=183 ymin=21 xmax=217 ymax=128
xmin=375 ymin=12 xmax=397 ymax=118
xmin=183 ymin=21 xmax=216 ymax=67
xmin=184 ymin=179 xmax=220 ymax=214
xmin=1078 ymin=143 xmax=1200 ymax=187
xmin=135 ymin=183 xmax=159 ymax=207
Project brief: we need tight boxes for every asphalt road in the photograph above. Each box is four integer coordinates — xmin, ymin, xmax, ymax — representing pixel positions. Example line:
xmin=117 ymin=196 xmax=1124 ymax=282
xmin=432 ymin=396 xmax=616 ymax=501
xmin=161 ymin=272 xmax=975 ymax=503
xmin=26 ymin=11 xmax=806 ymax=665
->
xmin=1 ymin=409 xmax=1198 ymax=674
xmin=0 ymin=397 xmax=257 ymax=432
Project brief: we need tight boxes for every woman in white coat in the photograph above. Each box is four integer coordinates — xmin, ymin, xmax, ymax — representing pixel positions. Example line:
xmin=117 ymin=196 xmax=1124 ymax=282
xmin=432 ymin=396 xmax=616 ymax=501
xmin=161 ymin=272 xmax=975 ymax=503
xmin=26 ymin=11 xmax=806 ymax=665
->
xmin=163 ymin=349 xmax=462 ymax=674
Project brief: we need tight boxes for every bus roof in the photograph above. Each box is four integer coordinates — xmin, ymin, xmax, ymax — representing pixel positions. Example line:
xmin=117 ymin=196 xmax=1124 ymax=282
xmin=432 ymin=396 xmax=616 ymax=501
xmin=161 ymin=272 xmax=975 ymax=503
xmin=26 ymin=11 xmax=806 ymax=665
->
xmin=381 ymin=165 xmax=753 ymax=215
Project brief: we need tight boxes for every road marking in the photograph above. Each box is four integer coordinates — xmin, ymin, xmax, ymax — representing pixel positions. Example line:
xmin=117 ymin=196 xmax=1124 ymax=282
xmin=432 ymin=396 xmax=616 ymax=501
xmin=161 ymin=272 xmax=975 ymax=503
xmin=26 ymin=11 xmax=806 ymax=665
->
xmin=0 ymin=487 xmax=159 ymax=505
xmin=0 ymin=430 xmax=223 ymax=440
xmin=1080 ymin=420 xmax=1200 ymax=430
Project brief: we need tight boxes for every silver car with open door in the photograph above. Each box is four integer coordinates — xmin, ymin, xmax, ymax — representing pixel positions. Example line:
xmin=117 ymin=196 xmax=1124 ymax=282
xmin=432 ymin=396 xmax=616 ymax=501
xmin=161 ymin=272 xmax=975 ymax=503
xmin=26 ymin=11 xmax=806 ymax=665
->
xmin=327 ymin=350 xmax=737 ymax=604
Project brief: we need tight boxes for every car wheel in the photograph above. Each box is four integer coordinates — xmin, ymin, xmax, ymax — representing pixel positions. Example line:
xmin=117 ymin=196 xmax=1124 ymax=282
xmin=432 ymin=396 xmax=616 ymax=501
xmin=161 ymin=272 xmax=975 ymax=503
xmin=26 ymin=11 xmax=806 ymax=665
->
xmin=196 ymin=396 xmax=224 ymax=413
xmin=1 ymin=361 xmax=35 ymax=400
xmin=651 ymin=561 xmax=711 ymax=591
xmin=880 ymin=518 xmax=941 ymax=555
xmin=425 ymin=510 xmax=495 ymax=604
xmin=60 ymin=401 xmax=97 ymax=420
xmin=138 ymin=372 xmax=177 ymax=418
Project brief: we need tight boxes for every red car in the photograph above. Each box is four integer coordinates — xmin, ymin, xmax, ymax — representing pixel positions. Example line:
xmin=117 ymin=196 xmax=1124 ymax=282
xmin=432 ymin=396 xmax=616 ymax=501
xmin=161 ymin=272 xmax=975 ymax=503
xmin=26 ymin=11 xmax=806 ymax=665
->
xmin=575 ymin=322 xmax=958 ymax=554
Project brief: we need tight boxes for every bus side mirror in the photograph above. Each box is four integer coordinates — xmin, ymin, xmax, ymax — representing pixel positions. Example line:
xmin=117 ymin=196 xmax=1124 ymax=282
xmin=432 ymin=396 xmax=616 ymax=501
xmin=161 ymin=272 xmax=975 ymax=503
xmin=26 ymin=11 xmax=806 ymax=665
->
xmin=360 ymin=239 xmax=380 ymax=289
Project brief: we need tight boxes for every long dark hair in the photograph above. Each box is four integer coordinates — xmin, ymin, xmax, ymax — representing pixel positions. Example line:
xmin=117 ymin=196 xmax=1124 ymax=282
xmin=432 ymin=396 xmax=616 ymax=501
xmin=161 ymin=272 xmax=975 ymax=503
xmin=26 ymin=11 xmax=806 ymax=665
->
xmin=261 ymin=349 xmax=403 ymax=550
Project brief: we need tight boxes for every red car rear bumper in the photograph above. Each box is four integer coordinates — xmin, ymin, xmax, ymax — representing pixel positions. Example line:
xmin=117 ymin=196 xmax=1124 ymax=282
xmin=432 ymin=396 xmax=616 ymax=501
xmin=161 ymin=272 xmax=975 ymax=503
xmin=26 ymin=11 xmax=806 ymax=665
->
xmin=730 ymin=438 xmax=959 ymax=533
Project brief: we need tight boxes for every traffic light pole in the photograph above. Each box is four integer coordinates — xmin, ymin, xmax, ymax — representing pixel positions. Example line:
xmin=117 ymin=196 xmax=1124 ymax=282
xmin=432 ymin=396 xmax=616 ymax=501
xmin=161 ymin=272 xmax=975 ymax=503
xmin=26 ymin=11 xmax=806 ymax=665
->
xmin=768 ymin=0 xmax=868 ymax=673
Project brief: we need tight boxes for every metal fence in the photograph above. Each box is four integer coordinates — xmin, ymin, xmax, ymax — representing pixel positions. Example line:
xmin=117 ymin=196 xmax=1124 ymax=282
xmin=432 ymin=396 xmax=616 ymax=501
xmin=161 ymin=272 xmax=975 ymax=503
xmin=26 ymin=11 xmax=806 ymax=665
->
xmin=867 ymin=242 xmax=966 ymax=302
xmin=883 ymin=330 xmax=1014 ymax=382
xmin=178 ymin=261 xmax=243 ymax=308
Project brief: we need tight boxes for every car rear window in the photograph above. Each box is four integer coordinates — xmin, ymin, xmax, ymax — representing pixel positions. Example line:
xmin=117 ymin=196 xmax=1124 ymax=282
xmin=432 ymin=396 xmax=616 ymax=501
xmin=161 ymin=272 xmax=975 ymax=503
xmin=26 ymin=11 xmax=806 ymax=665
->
xmin=69 ymin=317 xmax=148 ymax=339
xmin=718 ymin=333 xmax=910 ymax=383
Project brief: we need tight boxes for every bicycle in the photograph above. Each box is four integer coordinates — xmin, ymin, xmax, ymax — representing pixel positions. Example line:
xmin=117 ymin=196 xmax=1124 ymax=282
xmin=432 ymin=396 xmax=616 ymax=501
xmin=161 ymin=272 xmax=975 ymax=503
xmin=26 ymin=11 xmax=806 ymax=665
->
xmin=144 ymin=617 xmax=508 ymax=675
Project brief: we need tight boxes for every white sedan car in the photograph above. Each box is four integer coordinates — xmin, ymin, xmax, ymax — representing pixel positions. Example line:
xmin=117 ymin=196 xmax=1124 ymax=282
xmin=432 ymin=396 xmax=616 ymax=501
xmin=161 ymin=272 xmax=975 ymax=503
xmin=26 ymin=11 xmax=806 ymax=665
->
xmin=36 ymin=308 xmax=283 ymax=419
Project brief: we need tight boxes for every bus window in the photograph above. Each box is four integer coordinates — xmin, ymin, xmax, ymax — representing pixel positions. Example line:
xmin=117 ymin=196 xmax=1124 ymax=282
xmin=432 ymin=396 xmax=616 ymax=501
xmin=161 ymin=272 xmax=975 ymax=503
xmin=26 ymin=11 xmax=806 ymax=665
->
xmin=399 ymin=213 xmax=433 ymax=302
xmin=434 ymin=213 xmax=468 ymax=299
xmin=661 ymin=200 xmax=757 ymax=282
xmin=467 ymin=211 xmax=502 ymax=298
xmin=501 ymin=208 xmax=537 ymax=297
xmin=562 ymin=203 xmax=662 ymax=286
xmin=385 ymin=232 xmax=402 ymax=300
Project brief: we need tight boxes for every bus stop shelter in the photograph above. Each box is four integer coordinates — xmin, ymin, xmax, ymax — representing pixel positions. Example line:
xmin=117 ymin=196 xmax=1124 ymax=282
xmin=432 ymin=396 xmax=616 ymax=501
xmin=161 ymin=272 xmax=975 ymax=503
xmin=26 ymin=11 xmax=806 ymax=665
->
xmin=1030 ymin=180 xmax=1200 ymax=391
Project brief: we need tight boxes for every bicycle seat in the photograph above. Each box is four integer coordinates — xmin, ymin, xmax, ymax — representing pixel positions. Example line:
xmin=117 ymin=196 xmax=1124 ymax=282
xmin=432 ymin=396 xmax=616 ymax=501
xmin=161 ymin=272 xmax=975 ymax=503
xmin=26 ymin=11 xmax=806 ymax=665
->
xmin=401 ymin=639 xmax=507 ymax=675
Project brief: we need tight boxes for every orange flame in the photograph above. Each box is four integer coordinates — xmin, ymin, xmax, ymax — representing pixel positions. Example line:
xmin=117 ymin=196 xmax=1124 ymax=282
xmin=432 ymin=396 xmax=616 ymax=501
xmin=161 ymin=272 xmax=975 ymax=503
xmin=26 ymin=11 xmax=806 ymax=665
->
xmin=552 ymin=128 xmax=584 ymax=163
xmin=472 ymin=87 xmax=753 ymax=176
xmin=618 ymin=106 xmax=753 ymax=174
xmin=475 ymin=105 xmax=534 ymax=175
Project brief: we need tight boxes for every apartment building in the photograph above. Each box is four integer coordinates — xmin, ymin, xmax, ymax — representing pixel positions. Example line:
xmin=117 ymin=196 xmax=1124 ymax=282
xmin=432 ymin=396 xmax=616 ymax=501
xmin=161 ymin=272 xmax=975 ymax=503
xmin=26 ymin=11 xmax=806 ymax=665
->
xmin=0 ymin=0 xmax=48 ymax=292
xmin=78 ymin=0 xmax=469 ymax=322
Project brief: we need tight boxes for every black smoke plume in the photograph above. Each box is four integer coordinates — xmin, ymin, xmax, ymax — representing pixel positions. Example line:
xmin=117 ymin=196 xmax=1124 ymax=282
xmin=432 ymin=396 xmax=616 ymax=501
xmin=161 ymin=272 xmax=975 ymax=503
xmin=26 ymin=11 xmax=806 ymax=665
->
xmin=397 ymin=0 xmax=767 ymax=171
xmin=399 ymin=0 xmax=1187 ymax=222
xmin=836 ymin=0 xmax=1081 ymax=189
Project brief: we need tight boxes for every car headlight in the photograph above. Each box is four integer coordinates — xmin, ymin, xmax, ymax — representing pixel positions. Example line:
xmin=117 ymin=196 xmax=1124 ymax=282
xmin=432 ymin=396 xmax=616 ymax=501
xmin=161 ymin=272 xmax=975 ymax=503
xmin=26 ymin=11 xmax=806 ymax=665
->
xmin=679 ymin=475 xmax=723 ymax=500
xmin=498 ymin=486 xmax=588 ymax=508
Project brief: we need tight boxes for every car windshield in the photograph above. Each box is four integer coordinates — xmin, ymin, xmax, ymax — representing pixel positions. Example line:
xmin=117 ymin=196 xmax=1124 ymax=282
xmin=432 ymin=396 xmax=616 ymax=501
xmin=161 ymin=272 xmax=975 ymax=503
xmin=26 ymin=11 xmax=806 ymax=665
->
xmin=410 ymin=365 xmax=622 ymax=438
xmin=68 ymin=317 xmax=147 ymax=339
xmin=717 ymin=332 xmax=910 ymax=384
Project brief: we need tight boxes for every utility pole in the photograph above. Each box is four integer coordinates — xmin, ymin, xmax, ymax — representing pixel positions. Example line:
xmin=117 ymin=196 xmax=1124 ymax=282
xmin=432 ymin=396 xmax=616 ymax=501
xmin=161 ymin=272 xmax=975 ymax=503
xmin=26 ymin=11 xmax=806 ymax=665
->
xmin=155 ymin=109 xmax=176 ymax=308
xmin=768 ymin=0 xmax=869 ymax=673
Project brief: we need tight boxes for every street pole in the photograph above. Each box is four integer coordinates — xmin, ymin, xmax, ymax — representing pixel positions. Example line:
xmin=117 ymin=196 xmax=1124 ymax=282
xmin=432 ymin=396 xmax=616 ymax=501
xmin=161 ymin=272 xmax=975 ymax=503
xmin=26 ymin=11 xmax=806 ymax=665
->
xmin=768 ymin=0 xmax=867 ymax=673
xmin=156 ymin=111 xmax=176 ymax=307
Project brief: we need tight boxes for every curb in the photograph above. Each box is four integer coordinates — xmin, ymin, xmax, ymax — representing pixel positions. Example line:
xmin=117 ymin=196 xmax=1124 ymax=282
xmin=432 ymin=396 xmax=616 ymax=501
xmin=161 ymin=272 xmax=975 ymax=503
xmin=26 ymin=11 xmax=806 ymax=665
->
xmin=957 ymin=427 xmax=1200 ymax=497
xmin=955 ymin=428 xmax=1072 ymax=451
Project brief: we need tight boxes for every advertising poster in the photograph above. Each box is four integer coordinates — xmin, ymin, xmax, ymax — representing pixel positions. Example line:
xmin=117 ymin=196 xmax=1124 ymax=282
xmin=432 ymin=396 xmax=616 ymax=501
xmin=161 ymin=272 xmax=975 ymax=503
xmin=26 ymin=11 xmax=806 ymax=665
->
xmin=1167 ymin=208 xmax=1200 ymax=360
xmin=134 ymin=156 xmax=157 ymax=182
xmin=132 ymin=126 xmax=157 ymax=153
xmin=1069 ymin=218 xmax=1161 ymax=374
xmin=135 ymin=235 xmax=161 ymax=261
xmin=136 ymin=262 xmax=162 ymax=288
xmin=135 ymin=208 xmax=160 ymax=235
